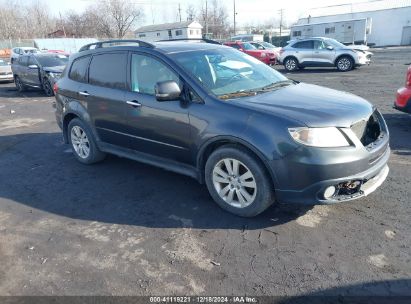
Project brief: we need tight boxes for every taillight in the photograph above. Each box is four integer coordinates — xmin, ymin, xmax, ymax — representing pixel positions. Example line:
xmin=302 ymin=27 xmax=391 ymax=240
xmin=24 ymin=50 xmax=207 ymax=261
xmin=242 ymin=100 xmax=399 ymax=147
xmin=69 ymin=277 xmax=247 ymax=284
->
xmin=406 ymin=66 xmax=411 ymax=87
xmin=53 ymin=82 xmax=58 ymax=94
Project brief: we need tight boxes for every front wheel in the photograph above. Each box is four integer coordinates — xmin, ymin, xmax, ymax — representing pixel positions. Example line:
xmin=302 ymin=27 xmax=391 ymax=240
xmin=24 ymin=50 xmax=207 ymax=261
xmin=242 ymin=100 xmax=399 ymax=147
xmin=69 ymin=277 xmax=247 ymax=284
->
xmin=68 ymin=118 xmax=106 ymax=164
xmin=205 ymin=146 xmax=275 ymax=217
xmin=336 ymin=56 xmax=354 ymax=71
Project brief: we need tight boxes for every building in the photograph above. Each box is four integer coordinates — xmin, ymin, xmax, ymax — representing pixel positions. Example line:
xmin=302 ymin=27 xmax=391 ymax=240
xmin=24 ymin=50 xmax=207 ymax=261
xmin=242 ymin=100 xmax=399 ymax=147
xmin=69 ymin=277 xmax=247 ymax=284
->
xmin=291 ymin=0 xmax=411 ymax=46
xmin=134 ymin=21 xmax=202 ymax=42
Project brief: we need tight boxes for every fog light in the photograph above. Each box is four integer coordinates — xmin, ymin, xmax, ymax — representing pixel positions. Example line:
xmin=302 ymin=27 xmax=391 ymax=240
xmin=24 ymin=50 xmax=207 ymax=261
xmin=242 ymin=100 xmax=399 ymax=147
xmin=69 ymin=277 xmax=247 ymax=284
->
xmin=324 ymin=186 xmax=336 ymax=199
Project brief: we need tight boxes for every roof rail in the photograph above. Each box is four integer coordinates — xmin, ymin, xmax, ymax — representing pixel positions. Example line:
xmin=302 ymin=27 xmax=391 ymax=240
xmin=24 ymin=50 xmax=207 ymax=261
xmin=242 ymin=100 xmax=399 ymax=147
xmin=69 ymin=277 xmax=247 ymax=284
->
xmin=157 ymin=38 xmax=221 ymax=45
xmin=78 ymin=39 xmax=155 ymax=52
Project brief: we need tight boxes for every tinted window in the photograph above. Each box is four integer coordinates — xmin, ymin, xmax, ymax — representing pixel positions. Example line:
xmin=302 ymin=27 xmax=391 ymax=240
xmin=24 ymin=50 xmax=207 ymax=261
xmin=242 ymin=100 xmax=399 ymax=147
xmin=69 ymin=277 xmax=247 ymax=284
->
xmin=36 ymin=55 xmax=68 ymax=67
xmin=19 ymin=56 xmax=29 ymax=66
xmin=131 ymin=54 xmax=180 ymax=95
xmin=229 ymin=44 xmax=241 ymax=50
xmin=89 ymin=53 xmax=127 ymax=90
xmin=69 ymin=56 xmax=90 ymax=83
xmin=293 ymin=41 xmax=314 ymax=49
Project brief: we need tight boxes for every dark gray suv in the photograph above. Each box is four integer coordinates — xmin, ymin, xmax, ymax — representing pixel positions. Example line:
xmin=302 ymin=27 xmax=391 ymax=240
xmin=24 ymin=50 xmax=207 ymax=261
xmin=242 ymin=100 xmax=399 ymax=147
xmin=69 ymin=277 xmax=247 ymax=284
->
xmin=54 ymin=39 xmax=390 ymax=217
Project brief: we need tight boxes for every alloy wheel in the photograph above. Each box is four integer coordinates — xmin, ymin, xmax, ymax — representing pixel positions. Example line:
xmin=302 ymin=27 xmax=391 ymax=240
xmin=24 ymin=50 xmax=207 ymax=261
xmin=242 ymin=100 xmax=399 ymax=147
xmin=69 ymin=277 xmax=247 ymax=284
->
xmin=43 ymin=80 xmax=53 ymax=96
xmin=338 ymin=58 xmax=352 ymax=71
xmin=70 ymin=126 xmax=90 ymax=159
xmin=212 ymin=158 xmax=257 ymax=208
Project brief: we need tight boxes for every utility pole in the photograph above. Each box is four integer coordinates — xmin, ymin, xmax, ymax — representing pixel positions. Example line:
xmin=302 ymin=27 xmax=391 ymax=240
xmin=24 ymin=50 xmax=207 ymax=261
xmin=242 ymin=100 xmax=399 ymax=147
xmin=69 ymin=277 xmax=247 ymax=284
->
xmin=279 ymin=9 xmax=284 ymax=38
xmin=233 ymin=0 xmax=236 ymax=36
xmin=178 ymin=3 xmax=182 ymax=22
xmin=205 ymin=0 xmax=208 ymax=38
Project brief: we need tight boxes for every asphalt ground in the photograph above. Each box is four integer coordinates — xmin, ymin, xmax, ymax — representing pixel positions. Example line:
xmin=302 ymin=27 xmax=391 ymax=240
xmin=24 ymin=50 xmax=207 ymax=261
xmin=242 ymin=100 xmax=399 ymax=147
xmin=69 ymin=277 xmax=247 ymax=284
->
xmin=0 ymin=47 xmax=410 ymax=297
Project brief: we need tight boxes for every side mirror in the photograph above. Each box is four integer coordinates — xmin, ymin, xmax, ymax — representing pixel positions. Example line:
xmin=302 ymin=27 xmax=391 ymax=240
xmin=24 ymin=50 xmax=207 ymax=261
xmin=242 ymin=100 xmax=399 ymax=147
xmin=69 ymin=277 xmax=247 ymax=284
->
xmin=326 ymin=46 xmax=334 ymax=50
xmin=28 ymin=64 xmax=38 ymax=69
xmin=155 ymin=80 xmax=181 ymax=102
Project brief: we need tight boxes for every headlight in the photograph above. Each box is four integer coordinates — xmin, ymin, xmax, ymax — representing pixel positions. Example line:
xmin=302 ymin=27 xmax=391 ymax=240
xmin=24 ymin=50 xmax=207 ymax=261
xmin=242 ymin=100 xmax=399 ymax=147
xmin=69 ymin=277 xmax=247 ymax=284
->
xmin=260 ymin=53 xmax=267 ymax=58
xmin=288 ymin=127 xmax=350 ymax=147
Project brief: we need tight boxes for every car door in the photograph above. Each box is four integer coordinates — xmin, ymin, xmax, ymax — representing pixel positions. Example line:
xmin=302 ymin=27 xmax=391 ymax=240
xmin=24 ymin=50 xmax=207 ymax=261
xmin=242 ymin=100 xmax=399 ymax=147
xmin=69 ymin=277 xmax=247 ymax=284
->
xmin=123 ymin=52 xmax=191 ymax=163
xmin=81 ymin=52 xmax=131 ymax=148
xmin=292 ymin=40 xmax=314 ymax=65
xmin=25 ymin=56 xmax=41 ymax=86
xmin=313 ymin=40 xmax=335 ymax=66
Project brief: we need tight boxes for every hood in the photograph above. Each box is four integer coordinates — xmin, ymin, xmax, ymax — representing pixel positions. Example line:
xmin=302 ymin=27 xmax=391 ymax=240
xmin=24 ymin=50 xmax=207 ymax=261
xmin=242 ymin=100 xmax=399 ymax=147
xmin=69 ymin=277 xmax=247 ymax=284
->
xmin=43 ymin=65 xmax=65 ymax=73
xmin=237 ymin=83 xmax=374 ymax=128
xmin=0 ymin=65 xmax=12 ymax=73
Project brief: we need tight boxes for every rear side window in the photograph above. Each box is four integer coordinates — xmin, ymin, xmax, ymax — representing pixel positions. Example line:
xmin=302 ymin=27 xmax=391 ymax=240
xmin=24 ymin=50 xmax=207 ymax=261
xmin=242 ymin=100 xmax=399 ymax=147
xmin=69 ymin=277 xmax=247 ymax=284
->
xmin=293 ymin=41 xmax=314 ymax=49
xmin=69 ymin=56 xmax=90 ymax=83
xmin=89 ymin=53 xmax=127 ymax=90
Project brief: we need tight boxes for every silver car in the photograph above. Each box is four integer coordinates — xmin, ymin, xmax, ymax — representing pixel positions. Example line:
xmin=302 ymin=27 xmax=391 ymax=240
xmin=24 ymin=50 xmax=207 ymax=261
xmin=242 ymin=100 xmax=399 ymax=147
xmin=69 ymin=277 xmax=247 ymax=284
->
xmin=0 ymin=59 xmax=13 ymax=82
xmin=279 ymin=37 xmax=372 ymax=72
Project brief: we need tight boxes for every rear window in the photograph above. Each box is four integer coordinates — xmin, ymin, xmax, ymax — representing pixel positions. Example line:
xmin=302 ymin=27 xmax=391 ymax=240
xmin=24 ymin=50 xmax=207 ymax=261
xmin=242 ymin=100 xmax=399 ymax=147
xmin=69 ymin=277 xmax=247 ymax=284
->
xmin=292 ymin=41 xmax=314 ymax=49
xmin=69 ymin=56 xmax=91 ymax=83
xmin=88 ymin=53 xmax=127 ymax=90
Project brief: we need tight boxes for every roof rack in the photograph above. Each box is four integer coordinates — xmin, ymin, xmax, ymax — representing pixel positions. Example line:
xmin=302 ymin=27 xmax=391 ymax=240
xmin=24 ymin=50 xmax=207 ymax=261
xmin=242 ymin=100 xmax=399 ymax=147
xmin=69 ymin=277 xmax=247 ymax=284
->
xmin=157 ymin=38 xmax=221 ymax=45
xmin=78 ymin=39 xmax=155 ymax=52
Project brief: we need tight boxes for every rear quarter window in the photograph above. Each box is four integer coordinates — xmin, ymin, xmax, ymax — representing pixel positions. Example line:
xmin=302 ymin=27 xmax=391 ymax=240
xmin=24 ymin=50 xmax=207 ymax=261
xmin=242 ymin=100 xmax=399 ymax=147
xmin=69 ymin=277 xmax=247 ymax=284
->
xmin=292 ymin=41 xmax=314 ymax=49
xmin=88 ymin=53 xmax=127 ymax=90
xmin=69 ymin=56 xmax=91 ymax=83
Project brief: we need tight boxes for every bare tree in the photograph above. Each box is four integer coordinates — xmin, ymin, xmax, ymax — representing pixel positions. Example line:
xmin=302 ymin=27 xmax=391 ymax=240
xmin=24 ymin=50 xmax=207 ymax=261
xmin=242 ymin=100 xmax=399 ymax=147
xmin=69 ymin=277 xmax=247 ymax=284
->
xmin=96 ymin=0 xmax=144 ymax=38
xmin=186 ymin=4 xmax=196 ymax=21
xmin=198 ymin=0 xmax=229 ymax=39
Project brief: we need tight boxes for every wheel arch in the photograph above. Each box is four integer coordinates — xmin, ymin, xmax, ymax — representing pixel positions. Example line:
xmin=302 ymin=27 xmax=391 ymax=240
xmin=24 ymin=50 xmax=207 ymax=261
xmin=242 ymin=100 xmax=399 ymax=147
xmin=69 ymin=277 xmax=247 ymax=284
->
xmin=283 ymin=55 xmax=299 ymax=65
xmin=62 ymin=103 xmax=95 ymax=144
xmin=196 ymin=136 xmax=278 ymax=188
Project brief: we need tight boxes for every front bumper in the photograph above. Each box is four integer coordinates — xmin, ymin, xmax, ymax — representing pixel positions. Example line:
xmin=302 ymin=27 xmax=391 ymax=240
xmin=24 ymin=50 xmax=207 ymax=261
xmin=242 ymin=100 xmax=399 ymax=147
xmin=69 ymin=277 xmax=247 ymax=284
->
xmin=0 ymin=74 xmax=13 ymax=81
xmin=275 ymin=145 xmax=390 ymax=205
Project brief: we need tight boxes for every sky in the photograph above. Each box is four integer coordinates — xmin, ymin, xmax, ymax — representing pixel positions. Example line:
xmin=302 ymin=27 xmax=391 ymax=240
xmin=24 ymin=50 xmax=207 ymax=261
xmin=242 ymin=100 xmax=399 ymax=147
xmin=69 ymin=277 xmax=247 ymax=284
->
xmin=40 ymin=0 xmax=373 ymax=27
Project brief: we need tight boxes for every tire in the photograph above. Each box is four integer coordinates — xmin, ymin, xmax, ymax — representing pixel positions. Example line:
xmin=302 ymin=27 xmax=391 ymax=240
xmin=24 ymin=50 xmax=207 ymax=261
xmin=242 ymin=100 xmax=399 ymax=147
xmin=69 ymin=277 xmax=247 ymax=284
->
xmin=43 ymin=78 xmax=54 ymax=96
xmin=336 ymin=56 xmax=354 ymax=72
xmin=68 ymin=118 xmax=106 ymax=164
xmin=15 ymin=76 xmax=26 ymax=92
xmin=205 ymin=145 xmax=275 ymax=217
xmin=284 ymin=57 xmax=298 ymax=72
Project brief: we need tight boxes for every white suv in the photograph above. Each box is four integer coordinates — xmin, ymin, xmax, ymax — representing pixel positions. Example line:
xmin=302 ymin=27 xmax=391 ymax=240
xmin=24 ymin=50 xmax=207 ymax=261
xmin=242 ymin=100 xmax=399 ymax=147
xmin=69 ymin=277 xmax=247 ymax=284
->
xmin=279 ymin=37 xmax=372 ymax=72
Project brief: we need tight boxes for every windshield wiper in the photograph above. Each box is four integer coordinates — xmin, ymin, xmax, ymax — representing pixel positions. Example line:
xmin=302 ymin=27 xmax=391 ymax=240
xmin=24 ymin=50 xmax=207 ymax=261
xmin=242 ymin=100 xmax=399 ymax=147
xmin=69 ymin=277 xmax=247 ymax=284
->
xmin=255 ymin=79 xmax=296 ymax=92
xmin=218 ymin=90 xmax=258 ymax=100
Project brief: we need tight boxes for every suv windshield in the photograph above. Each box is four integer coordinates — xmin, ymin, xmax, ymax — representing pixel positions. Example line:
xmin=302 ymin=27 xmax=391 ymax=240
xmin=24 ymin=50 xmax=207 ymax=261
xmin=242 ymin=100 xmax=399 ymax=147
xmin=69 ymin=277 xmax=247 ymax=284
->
xmin=242 ymin=42 xmax=256 ymax=50
xmin=36 ymin=55 xmax=68 ymax=67
xmin=325 ymin=39 xmax=347 ymax=49
xmin=0 ymin=60 xmax=8 ymax=66
xmin=171 ymin=48 xmax=289 ymax=99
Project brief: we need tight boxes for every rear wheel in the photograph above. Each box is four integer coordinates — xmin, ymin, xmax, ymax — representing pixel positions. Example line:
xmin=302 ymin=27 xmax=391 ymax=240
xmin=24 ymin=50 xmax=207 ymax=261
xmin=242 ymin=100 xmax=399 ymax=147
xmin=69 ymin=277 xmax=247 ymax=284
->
xmin=15 ymin=76 xmax=26 ymax=92
xmin=68 ymin=118 xmax=106 ymax=164
xmin=284 ymin=57 xmax=298 ymax=72
xmin=205 ymin=146 xmax=275 ymax=217
xmin=43 ymin=78 xmax=54 ymax=96
xmin=336 ymin=56 xmax=354 ymax=71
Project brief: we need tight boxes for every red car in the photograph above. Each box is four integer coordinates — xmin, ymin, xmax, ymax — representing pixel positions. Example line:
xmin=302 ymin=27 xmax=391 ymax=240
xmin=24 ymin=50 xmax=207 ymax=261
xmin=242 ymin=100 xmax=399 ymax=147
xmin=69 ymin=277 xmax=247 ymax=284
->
xmin=395 ymin=65 xmax=411 ymax=113
xmin=223 ymin=41 xmax=276 ymax=65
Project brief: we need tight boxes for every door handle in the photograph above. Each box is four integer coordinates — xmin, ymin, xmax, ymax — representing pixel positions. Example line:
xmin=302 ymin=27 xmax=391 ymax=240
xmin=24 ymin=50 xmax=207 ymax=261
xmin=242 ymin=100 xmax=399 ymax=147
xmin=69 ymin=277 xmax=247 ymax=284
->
xmin=79 ymin=91 xmax=90 ymax=97
xmin=126 ymin=100 xmax=142 ymax=108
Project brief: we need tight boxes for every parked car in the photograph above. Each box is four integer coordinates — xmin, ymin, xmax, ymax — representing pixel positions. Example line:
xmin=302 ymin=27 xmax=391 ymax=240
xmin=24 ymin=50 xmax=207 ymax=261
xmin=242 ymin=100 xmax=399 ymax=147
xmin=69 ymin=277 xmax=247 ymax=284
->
xmin=12 ymin=53 xmax=68 ymax=96
xmin=224 ymin=41 xmax=276 ymax=65
xmin=0 ymin=59 xmax=13 ymax=82
xmin=10 ymin=47 xmax=39 ymax=64
xmin=394 ymin=65 xmax=411 ymax=113
xmin=250 ymin=41 xmax=282 ymax=58
xmin=54 ymin=39 xmax=389 ymax=217
xmin=279 ymin=37 xmax=372 ymax=72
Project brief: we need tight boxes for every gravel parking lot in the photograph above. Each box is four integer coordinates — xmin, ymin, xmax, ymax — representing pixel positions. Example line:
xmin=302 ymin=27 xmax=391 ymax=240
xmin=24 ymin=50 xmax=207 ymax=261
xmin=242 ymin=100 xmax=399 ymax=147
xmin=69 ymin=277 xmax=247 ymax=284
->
xmin=0 ymin=47 xmax=410 ymax=297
